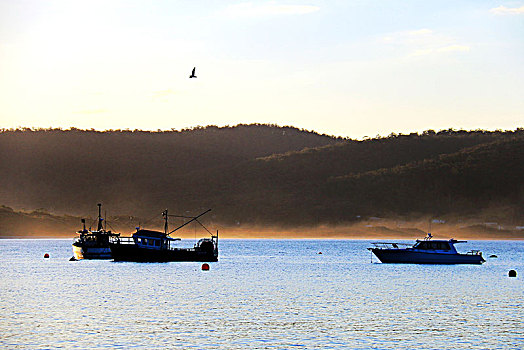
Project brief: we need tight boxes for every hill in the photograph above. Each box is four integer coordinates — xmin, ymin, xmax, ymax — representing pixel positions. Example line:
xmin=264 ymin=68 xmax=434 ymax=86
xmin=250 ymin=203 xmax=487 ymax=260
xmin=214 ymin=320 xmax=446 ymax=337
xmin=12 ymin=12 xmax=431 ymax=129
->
xmin=176 ymin=132 xmax=523 ymax=226
xmin=0 ymin=124 xmax=339 ymax=215
xmin=1 ymin=125 xmax=523 ymax=238
xmin=324 ymin=136 xmax=524 ymax=222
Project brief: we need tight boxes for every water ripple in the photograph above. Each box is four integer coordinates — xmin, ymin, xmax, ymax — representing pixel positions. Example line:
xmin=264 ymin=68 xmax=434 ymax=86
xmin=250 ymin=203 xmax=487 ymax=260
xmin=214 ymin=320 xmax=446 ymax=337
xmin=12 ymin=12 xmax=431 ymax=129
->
xmin=0 ymin=239 xmax=523 ymax=349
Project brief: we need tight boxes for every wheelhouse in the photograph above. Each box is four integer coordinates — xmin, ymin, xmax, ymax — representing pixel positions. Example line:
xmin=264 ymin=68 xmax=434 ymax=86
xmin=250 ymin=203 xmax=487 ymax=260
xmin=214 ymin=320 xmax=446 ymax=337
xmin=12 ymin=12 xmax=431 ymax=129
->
xmin=412 ymin=240 xmax=454 ymax=252
xmin=131 ymin=229 xmax=181 ymax=250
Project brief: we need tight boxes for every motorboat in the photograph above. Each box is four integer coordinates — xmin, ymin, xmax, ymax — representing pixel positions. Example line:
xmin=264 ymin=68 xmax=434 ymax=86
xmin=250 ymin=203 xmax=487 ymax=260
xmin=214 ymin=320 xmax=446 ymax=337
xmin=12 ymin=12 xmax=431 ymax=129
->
xmin=368 ymin=234 xmax=485 ymax=264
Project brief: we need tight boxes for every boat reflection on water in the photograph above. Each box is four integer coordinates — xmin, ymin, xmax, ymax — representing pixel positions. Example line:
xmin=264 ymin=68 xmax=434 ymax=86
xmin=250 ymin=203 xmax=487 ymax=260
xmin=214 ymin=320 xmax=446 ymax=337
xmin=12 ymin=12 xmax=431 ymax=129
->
xmin=368 ymin=233 xmax=485 ymax=264
xmin=109 ymin=209 xmax=218 ymax=262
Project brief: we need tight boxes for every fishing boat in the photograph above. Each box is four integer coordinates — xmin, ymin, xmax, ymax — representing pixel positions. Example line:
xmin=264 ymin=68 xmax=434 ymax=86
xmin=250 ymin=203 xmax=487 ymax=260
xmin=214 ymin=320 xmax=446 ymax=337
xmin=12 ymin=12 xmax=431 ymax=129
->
xmin=72 ymin=203 xmax=120 ymax=260
xmin=368 ymin=233 xmax=485 ymax=264
xmin=109 ymin=209 xmax=218 ymax=262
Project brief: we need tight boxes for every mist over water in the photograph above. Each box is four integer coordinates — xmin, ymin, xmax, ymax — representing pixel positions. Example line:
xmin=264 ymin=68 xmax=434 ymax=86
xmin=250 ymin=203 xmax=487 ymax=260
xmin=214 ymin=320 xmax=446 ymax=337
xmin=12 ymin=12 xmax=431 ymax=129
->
xmin=1 ymin=239 xmax=523 ymax=349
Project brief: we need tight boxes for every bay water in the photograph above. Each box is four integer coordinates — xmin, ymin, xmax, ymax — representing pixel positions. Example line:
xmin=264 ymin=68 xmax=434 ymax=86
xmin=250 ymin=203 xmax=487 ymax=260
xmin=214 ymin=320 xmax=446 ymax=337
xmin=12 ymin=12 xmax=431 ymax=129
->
xmin=1 ymin=239 xmax=522 ymax=349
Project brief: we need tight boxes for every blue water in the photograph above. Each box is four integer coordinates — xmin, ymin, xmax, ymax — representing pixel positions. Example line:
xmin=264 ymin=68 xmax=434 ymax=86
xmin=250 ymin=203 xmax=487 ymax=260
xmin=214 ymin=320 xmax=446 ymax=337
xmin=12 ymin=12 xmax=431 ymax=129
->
xmin=0 ymin=239 xmax=523 ymax=349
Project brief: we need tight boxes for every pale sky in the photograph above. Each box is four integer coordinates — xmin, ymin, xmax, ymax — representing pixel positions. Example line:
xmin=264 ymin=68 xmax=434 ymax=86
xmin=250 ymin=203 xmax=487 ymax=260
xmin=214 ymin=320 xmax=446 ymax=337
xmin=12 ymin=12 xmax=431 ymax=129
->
xmin=0 ymin=0 xmax=523 ymax=138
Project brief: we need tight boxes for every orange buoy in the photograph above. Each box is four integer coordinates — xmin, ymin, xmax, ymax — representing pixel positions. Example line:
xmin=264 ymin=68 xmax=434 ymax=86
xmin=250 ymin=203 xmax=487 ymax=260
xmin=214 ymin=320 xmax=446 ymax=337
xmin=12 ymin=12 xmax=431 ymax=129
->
xmin=318 ymin=252 xmax=322 ymax=255
xmin=201 ymin=263 xmax=210 ymax=271
xmin=44 ymin=253 xmax=49 ymax=258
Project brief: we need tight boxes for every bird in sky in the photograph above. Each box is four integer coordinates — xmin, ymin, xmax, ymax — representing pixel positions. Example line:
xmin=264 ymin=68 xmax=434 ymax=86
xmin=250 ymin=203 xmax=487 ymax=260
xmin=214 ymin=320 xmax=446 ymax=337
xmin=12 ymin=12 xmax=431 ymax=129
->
xmin=189 ymin=67 xmax=197 ymax=78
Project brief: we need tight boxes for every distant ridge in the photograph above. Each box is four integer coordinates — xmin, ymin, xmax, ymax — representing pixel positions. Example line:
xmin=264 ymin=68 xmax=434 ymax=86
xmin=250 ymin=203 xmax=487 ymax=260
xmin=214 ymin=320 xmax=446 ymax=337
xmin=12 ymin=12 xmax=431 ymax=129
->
xmin=0 ymin=125 xmax=523 ymax=232
xmin=0 ymin=124 xmax=340 ymax=216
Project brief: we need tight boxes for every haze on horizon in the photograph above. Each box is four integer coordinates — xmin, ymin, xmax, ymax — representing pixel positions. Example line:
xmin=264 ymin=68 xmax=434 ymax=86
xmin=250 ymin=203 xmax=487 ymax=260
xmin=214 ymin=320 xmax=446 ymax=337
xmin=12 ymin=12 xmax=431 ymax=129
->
xmin=0 ymin=1 xmax=523 ymax=139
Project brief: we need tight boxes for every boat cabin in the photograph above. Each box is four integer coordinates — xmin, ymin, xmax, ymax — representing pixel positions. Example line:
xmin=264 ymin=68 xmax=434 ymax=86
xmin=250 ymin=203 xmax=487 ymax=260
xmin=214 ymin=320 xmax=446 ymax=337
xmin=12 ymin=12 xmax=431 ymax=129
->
xmin=412 ymin=239 xmax=466 ymax=253
xmin=414 ymin=240 xmax=451 ymax=251
xmin=132 ymin=229 xmax=181 ymax=250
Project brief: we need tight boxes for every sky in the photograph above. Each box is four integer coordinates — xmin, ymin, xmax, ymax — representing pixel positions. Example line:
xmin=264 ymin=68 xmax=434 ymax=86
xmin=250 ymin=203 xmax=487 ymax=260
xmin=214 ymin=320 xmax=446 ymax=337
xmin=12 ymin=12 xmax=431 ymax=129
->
xmin=0 ymin=0 xmax=523 ymax=138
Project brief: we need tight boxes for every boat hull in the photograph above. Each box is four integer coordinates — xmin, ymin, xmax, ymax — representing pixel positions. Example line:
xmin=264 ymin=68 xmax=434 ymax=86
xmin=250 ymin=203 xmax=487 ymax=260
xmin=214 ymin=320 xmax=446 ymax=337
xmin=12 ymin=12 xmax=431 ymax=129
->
xmin=109 ymin=243 xmax=218 ymax=262
xmin=370 ymin=249 xmax=484 ymax=264
xmin=72 ymin=244 xmax=113 ymax=260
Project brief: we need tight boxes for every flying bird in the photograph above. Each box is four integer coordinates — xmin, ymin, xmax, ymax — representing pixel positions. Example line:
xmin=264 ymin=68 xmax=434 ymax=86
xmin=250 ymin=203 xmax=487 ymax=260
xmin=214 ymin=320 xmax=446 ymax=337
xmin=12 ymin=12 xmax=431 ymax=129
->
xmin=189 ymin=67 xmax=197 ymax=78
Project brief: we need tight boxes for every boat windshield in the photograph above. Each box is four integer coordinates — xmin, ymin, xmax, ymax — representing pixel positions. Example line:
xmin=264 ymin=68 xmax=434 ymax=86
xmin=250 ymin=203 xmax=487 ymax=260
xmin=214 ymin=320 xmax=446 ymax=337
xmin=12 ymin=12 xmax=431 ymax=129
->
xmin=413 ymin=241 xmax=451 ymax=250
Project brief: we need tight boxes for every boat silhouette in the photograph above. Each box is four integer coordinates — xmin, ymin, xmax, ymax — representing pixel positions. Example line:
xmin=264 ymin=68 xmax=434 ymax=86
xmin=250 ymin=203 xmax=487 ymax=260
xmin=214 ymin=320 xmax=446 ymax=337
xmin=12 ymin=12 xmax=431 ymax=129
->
xmin=72 ymin=203 xmax=120 ymax=260
xmin=368 ymin=234 xmax=485 ymax=264
xmin=109 ymin=209 xmax=218 ymax=262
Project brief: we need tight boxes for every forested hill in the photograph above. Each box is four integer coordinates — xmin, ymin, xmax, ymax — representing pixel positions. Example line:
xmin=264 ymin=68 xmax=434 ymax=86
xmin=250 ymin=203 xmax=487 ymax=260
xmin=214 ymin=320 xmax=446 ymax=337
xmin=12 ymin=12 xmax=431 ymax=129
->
xmin=324 ymin=136 xmax=524 ymax=220
xmin=172 ymin=129 xmax=523 ymax=225
xmin=1 ymin=126 xmax=523 ymax=235
xmin=0 ymin=124 xmax=339 ymax=215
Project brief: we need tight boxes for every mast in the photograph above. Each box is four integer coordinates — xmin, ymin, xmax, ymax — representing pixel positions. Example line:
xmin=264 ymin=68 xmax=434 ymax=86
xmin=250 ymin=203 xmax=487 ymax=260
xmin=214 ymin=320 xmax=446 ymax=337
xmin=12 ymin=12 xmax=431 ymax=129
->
xmin=97 ymin=203 xmax=103 ymax=231
xmin=163 ymin=209 xmax=169 ymax=235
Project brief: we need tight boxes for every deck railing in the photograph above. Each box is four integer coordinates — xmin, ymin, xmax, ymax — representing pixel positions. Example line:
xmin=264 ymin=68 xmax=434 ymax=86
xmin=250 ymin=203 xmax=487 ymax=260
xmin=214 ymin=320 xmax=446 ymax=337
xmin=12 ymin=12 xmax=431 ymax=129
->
xmin=115 ymin=237 xmax=135 ymax=245
xmin=112 ymin=236 xmax=203 ymax=252
xmin=369 ymin=242 xmax=412 ymax=249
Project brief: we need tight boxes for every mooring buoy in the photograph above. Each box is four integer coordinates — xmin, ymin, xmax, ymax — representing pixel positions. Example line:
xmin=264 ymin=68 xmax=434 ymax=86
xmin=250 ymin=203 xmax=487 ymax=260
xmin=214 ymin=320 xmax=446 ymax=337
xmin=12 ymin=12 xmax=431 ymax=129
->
xmin=508 ymin=270 xmax=517 ymax=278
xmin=202 ymin=263 xmax=210 ymax=271
xmin=44 ymin=253 xmax=49 ymax=259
